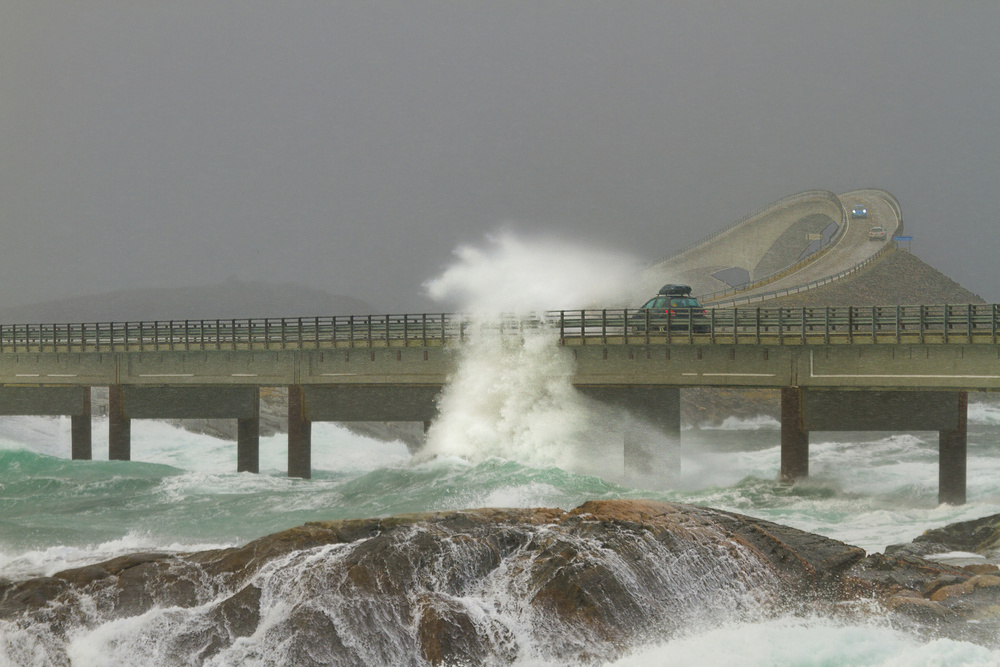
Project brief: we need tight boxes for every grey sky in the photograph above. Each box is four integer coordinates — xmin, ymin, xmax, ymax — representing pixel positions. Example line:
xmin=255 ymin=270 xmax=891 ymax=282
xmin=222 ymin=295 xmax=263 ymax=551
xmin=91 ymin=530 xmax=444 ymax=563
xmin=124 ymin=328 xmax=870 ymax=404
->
xmin=2 ymin=1 xmax=998 ymax=314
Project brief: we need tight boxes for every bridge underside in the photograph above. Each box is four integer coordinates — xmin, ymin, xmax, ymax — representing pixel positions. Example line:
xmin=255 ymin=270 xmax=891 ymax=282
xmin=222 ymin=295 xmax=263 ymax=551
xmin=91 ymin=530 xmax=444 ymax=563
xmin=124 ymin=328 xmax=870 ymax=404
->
xmin=0 ymin=383 xmax=975 ymax=503
xmin=780 ymin=388 xmax=969 ymax=504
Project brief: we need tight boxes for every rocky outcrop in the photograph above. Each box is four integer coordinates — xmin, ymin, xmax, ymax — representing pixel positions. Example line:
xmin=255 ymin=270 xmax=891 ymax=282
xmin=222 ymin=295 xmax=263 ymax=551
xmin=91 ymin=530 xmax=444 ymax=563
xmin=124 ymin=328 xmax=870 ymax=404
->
xmin=3 ymin=501 xmax=1000 ymax=664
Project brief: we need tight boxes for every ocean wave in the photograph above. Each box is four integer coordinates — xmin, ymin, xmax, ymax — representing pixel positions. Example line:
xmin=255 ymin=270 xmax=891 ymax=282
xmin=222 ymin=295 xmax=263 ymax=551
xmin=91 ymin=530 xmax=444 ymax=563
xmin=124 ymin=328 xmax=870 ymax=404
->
xmin=608 ymin=614 xmax=1000 ymax=667
xmin=969 ymin=401 xmax=1000 ymax=426
xmin=699 ymin=415 xmax=781 ymax=431
xmin=0 ymin=531 xmax=235 ymax=580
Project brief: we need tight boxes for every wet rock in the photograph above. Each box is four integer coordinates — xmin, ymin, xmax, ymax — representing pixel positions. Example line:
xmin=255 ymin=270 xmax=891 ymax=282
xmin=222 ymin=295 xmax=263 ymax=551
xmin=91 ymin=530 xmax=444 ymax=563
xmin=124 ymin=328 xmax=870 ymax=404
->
xmin=885 ymin=593 xmax=962 ymax=625
xmin=0 ymin=577 xmax=68 ymax=617
xmin=5 ymin=500 xmax=1000 ymax=663
xmin=914 ymin=513 xmax=1000 ymax=554
xmin=416 ymin=593 xmax=516 ymax=666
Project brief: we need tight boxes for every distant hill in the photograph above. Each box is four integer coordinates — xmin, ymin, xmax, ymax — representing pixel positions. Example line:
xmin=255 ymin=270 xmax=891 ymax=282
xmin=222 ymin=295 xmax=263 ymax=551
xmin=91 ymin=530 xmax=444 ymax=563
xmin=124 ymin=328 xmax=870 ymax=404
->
xmin=0 ymin=279 xmax=379 ymax=324
xmin=768 ymin=249 xmax=985 ymax=307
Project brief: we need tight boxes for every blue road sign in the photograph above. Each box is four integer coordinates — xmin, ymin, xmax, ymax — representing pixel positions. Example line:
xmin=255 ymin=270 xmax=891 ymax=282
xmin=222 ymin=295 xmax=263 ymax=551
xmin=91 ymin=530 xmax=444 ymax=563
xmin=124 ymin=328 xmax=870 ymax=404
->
xmin=893 ymin=236 xmax=913 ymax=241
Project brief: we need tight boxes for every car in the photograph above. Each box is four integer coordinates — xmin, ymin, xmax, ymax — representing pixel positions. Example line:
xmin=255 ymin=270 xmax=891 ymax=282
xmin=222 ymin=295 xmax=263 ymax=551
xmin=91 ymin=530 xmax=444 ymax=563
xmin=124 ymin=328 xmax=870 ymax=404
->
xmin=630 ymin=284 xmax=710 ymax=333
xmin=850 ymin=205 xmax=868 ymax=219
xmin=868 ymin=225 xmax=887 ymax=241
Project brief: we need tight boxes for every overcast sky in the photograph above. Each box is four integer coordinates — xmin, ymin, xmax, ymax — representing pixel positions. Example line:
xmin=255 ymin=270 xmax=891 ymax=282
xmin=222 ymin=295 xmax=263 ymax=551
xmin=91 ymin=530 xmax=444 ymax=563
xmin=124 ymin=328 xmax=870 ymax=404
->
xmin=2 ymin=1 xmax=998 ymax=314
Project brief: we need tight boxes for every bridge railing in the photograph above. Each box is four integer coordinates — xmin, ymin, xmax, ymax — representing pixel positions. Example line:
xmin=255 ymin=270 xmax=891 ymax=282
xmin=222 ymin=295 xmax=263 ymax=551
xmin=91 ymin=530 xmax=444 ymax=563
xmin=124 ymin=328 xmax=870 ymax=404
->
xmin=0 ymin=304 xmax=997 ymax=353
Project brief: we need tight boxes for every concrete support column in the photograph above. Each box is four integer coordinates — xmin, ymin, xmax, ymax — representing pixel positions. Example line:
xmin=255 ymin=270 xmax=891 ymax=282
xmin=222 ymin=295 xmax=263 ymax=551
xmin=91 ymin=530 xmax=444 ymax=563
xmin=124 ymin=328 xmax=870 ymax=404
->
xmin=781 ymin=386 xmax=809 ymax=482
xmin=108 ymin=385 xmax=131 ymax=461
xmin=939 ymin=391 xmax=969 ymax=505
xmin=71 ymin=388 xmax=92 ymax=460
xmin=237 ymin=388 xmax=260 ymax=474
xmin=288 ymin=385 xmax=311 ymax=479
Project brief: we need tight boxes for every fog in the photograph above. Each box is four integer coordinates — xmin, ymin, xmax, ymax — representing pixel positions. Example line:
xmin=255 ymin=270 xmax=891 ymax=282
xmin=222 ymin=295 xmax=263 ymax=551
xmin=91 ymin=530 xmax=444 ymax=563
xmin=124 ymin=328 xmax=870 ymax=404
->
xmin=2 ymin=2 xmax=998 ymax=315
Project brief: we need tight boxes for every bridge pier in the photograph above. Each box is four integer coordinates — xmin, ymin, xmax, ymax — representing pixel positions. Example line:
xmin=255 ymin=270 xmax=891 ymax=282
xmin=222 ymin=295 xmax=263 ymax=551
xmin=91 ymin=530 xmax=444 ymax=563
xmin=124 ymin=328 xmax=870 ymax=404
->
xmin=288 ymin=385 xmax=312 ymax=479
xmin=939 ymin=392 xmax=968 ymax=505
xmin=237 ymin=388 xmax=261 ymax=473
xmin=780 ymin=387 xmax=808 ymax=481
xmin=71 ymin=389 xmax=92 ymax=461
xmin=109 ymin=385 xmax=131 ymax=461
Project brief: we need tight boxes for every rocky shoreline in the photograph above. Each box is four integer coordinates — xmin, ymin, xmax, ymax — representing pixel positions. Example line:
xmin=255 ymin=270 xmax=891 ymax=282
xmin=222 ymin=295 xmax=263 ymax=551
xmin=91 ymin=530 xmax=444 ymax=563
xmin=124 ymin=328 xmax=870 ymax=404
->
xmin=3 ymin=500 xmax=1000 ymax=664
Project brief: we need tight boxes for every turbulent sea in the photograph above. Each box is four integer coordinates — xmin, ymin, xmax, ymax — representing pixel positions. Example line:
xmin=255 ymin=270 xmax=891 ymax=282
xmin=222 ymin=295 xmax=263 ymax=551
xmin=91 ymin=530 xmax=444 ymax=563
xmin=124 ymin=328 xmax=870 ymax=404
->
xmin=4 ymin=403 xmax=1000 ymax=665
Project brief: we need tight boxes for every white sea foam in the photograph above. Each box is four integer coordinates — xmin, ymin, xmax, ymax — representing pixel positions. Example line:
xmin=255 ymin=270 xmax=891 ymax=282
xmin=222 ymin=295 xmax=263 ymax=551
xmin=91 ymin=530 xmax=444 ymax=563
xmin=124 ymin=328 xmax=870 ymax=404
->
xmin=0 ymin=415 xmax=71 ymax=458
xmin=969 ymin=400 xmax=1000 ymax=425
xmin=699 ymin=415 xmax=781 ymax=431
xmin=607 ymin=615 xmax=1000 ymax=666
xmin=0 ymin=532 xmax=234 ymax=580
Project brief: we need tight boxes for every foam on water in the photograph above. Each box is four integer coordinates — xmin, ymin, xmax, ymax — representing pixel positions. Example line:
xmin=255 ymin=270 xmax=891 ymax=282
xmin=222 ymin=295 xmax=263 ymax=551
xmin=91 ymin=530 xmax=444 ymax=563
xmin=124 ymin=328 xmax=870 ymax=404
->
xmin=969 ymin=400 xmax=1000 ymax=426
xmin=608 ymin=615 xmax=1000 ymax=667
xmin=0 ymin=532 xmax=234 ymax=581
xmin=700 ymin=414 xmax=781 ymax=431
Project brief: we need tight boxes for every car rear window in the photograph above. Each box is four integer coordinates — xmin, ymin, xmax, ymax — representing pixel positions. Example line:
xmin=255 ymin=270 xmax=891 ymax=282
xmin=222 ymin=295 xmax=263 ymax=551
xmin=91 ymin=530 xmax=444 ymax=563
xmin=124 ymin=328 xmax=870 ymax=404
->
xmin=670 ymin=298 xmax=701 ymax=308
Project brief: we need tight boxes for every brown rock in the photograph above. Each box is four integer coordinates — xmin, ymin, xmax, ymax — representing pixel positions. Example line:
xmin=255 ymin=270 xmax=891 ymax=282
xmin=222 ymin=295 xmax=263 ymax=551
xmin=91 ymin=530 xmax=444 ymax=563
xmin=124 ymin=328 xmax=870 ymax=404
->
xmin=931 ymin=581 xmax=975 ymax=602
xmin=885 ymin=595 xmax=962 ymax=624
xmin=417 ymin=593 xmax=516 ymax=666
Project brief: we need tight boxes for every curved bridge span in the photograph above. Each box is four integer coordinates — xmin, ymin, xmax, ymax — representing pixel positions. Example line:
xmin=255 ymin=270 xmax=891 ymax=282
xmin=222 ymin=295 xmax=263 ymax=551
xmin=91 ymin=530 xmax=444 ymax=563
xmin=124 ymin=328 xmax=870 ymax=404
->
xmin=642 ymin=189 xmax=902 ymax=305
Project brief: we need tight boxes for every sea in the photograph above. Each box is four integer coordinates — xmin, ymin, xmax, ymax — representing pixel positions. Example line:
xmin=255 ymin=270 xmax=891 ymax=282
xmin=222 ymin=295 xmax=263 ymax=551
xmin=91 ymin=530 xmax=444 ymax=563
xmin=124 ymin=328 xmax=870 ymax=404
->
xmin=3 ymin=400 xmax=1000 ymax=665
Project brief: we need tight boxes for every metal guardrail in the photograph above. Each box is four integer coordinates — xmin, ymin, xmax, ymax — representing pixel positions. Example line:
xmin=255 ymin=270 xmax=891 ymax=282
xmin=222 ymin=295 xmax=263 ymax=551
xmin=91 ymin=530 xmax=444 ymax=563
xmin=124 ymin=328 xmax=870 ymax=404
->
xmin=1 ymin=304 xmax=997 ymax=353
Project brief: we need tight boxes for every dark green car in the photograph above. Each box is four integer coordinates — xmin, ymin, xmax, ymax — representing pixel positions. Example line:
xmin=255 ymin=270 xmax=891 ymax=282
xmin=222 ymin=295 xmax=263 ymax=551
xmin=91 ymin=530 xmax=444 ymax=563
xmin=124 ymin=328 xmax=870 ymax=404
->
xmin=630 ymin=285 xmax=710 ymax=333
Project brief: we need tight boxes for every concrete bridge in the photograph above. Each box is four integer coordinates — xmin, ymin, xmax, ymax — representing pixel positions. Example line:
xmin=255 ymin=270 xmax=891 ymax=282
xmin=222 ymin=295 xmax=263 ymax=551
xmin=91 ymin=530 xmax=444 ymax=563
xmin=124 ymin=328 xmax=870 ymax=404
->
xmin=2 ymin=303 xmax=998 ymax=504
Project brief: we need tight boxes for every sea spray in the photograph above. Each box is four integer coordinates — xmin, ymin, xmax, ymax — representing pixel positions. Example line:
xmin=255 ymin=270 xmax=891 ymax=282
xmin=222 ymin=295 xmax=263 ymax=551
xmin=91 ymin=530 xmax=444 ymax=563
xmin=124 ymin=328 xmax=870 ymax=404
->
xmin=424 ymin=230 xmax=639 ymax=314
xmin=417 ymin=321 xmax=635 ymax=475
xmin=420 ymin=230 xmax=672 ymax=477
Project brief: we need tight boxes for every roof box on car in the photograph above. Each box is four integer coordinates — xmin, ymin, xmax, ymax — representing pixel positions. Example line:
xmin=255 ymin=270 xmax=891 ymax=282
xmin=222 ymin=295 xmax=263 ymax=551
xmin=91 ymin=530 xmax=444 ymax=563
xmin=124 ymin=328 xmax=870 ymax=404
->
xmin=658 ymin=284 xmax=692 ymax=296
